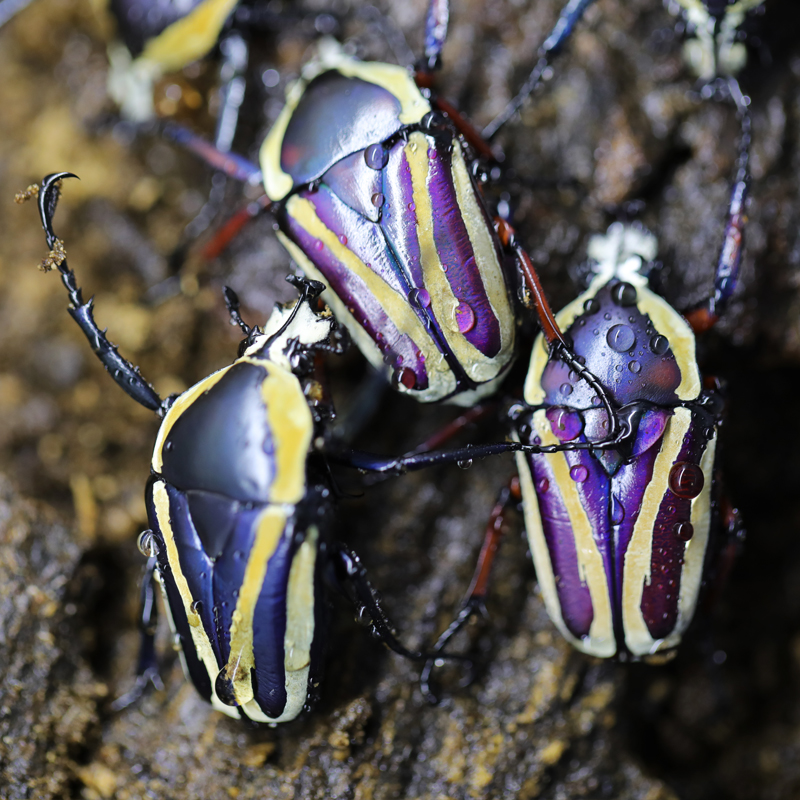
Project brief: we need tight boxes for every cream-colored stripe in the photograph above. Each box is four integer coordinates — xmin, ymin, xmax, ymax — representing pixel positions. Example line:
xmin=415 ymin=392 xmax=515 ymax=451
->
xmin=138 ymin=0 xmax=238 ymax=73
xmin=260 ymin=51 xmax=431 ymax=202
xmin=530 ymin=410 xmax=615 ymax=656
xmin=152 ymin=481 xmax=225 ymax=712
xmin=660 ymin=430 xmax=717 ymax=651
xmin=622 ymin=408 xmax=692 ymax=656
xmin=152 ymin=365 xmax=231 ymax=473
xmin=254 ymin=361 xmax=312 ymax=504
xmin=221 ymin=505 xmax=287 ymax=708
xmin=280 ymin=194 xmax=456 ymax=402
xmin=524 ymin=278 xmax=700 ymax=405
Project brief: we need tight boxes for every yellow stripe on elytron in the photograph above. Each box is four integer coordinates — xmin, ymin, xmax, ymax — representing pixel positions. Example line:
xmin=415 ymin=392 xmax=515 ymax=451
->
xmin=660 ymin=430 xmax=718 ymax=651
xmin=621 ymin=407 xmax=692 ymax=656
xmin=152 ymin=481 xmax=227 ymax=714
xmin=260 ymin=51 xmax=431 ymax=203
xmin=280 ymin=194 xmax=457 ymax=402
xmin=241 ymin=358 xmax=312 ymax=505
xmin=137 ymin=0 xmax=238 ymax=74
xmin=449 ymin=139 xmax=515 ymax=381
xmin=404 ymin=133 xmax=514 ymax=386
xmin=222 ymin=505 xmax=287 ymax=708
xmin=529 ymin=410 xmax=616 ymax=657
xmin=524 ymin=278 xmax=700 ymax=405
xmin=152 ymin=365 xmax=232 ymax=474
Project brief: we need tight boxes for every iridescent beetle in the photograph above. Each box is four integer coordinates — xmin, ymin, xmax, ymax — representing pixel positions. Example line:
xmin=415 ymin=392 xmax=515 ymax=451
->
xmin=167 ymin=0 xmax=598 ymax=404
xmin=24 ymin=173 xmax=596 ymax=721
xmin=670 ymin=0 xmax=765 ymax=80
xmin=421 ymin=97 xmax=751 ymax=678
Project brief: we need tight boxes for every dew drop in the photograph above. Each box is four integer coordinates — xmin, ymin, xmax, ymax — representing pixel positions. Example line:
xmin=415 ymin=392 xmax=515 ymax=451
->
xmin=455 ymin=301 xmax=476 ymax=333
xmin=314 ymin=239 xmax=324 ymax=251
xmin=569 ymin=464 xmax=589 ymax=483
xmin=338 ymin=234 xmax=348 ymax=246
xmin=607 ymin=324 xmax=636 ymax=352
xmin=397 ymin=367 xmax=417 ymax=390
xmin=650 ymin=334 xmax=669 ymax=355
xmin=584 ymin=298 xmax=600 ymax=315
xmin=407 ymin=202 xmax=416 ymax=212
xmin=628 ymin=360 xmax=641 ymax=374
xmin=190 ymin=600 xmax=203 ymax=615
xmin=371 ymin=192 xmax=385 ymax=207
xmin=537 ymin=477 xmax=550 ymax=494
xmin=611 ymin=282 xmax=638 ymax=306
xmin=604 ymin=312 xmax=612 ymax=321
xmin=409 ymin=287 xmax=431 ymax=308
xmin=591 ymin=396 xmax=602 ymax=406
xmin=669 ymin=462 xmax=704 ymax=499
xmin=365 ymin=143 xmax=389 ymax=170
xmin=674 ymin=521 xmax=694 ymax=541
xmin=611 ymin=495 xmax=625 ymax=525
xmin=164 ymin=441 xmax=173 ymax=451
xmin=457 ymin=459 xmax=473 ymax=470
xmin=560 ymin=382 xmax=573 ymax=396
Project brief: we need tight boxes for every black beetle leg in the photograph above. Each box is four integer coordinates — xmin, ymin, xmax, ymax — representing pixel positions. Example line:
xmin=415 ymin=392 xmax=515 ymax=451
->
xmin=110 ymin=552 xmax=164 ymax=712
xmin=685 ymin=88 xmax=751 ymax=335
xmin=27 ymin=173 xmax=165 ymax=414
xmin=483 ymin=0 xmax=598 ymax=140
xmin=420 ymin=479 xmax=520 ymax=704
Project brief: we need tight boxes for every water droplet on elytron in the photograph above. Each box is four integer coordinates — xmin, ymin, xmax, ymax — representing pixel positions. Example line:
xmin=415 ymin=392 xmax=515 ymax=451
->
xmin=607 ymin=324 xmax=636 ymax=352
xmin=650 ymin=334 xmax=669 ymax=355
xmin=560 ymin=383 xmax=573 ymax=396
xmin=457 ymin=459 xmax=473 ymax=470
xmin=537 ymin=477 xmax=550 ymax=494
xmin=190 ymin=600 xmax=203 ymax=615
xmin=604 ymin=312 xmax=612 ymax=321
xmin=546 ymin=407 xmax=583 ymax=441
xmin=365 ymin=143 xmax=389 ymax=170
xmin=408 ymin=202 xmax=416 ymax=211
xmin=396 ymin=367 xmax=417 ymax=390
xmin=314 ymin=239 xmax=324 ymax=251
xmin=371 ymin=192 xmax=385 ymax=207
xmin=669 ymin=462 xmax=704 ymax=499
xmin=611 ymin=282 xmax=638 ymax=307
xmin=674 ymin=521 xmax=694 ymax=541
xmin=569 ymin=464 xmax=589 ymax=483
xmin=592 ymin=396 xmax=602 ymax=406
xmin=428 ymin=148 xmax=437 ymax=159
xmin=628 ymin=360 xmax=641 ymax=374
xmin=611 ymin=495 xmax=625 ymax=525
xmin=455 ymin=301 xmax=476 ymax=333
xmin=584 ymin=298 xmax=600 ymax=315
xmin=409 ymin=287 xmax=431 ymax=308
xmin=338 ymin=234 xmax=348 ymax=246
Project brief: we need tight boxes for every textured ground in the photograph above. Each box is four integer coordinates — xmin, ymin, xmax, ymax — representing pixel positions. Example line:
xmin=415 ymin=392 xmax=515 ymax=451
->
xmin=1 ymin=0 xmax=800 ymax=798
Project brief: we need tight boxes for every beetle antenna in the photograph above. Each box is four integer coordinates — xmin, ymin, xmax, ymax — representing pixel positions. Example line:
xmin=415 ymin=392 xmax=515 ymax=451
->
xmin=262 ymin=275 xmax=326 ymax=350
xmin=222 ymin=286 xmax=253 ymax=336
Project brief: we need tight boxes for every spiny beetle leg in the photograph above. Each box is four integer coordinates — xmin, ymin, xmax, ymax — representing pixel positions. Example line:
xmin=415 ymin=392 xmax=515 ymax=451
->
xmin=110 ymin=551 xmax=165 ymax=712
xmin=685 ymin=87 xmax=751 ymax=335
xmin=420 ymin=478 xmax=521 ymax=704
xmin=25 ymin=173 xmax=165 ymax=414
xmin=404 ymin=402 xmax=499 ymax=458
xmin=482 ymin=0 xmax=598 ymax=141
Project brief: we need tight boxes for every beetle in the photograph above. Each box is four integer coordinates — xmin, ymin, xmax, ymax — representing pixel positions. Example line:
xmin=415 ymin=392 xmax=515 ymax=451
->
xmin=165 ymin=0 xmax=599 ymax=406
xmin=669 ymin=0 xmax=765 ymax=80
xmin=24 ymin=172 xmax=602 ymax=720
xmin=420 ymin=94 xmax=751 ymax=682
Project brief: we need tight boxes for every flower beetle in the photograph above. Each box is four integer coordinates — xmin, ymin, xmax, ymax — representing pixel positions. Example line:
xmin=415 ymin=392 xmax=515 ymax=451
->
xmin=669 ymin=0 xmax=765 ymax=80
xmin=25 ymin=172 xmax=596 ymax=721
xmin=421 ymin=99 xmax=751 ymax=680
xmin=167 ymin=0 xmax=599 ymax=405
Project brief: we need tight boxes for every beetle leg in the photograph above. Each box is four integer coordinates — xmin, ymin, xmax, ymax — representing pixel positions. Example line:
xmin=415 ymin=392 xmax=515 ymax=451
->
xmin=416 ymin=0 xmax=449 ymax=76
xmin=420 ymin=478 xmax=521 ymax=704
xmin=110 ymin=553 xmax=165 ymax=712
xmin=19 ymin=173 xmax=165 ymax=413
xmin=404 ymin=402 xmax=499 ymax=457
xmin=483 ymin=0 xmax=598 ymax=141
xmin=684 ymin=91 xmax=751 ymax=335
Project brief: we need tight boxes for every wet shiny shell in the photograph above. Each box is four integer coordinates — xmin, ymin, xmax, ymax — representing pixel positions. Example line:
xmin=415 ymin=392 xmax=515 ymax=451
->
xmin=516 ymin=277 xmax=719 ymax=658
xmin=260 ymin=53 xmax=516 ymax=404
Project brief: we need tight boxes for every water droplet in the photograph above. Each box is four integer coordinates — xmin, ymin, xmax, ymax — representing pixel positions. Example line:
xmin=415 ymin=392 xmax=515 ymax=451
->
xmin=611 ymin=282 xmax=638 ymax=306
xmin=674 ymin=521 xmax=694 ymax=541
xmin=314 ymin=239 xmax=324 ymax=251
xmin=190 ymin=600 xmax=203 ymax=615
xmin=457 ymin=459 xmax=473 ymax=470
xmin=604 ymin=312 xmax=612 ymax=321
xmin=409 ymin=287 xmax=431 ymax=308
xmin=371 ymin=192 xmax=385 ymax=207
xmin=611 ymin=495 xmax=625 ymax=524
xmin=669 ymin=462 xmax=704 ymax=499
xmin=365 ymin=143 xmax=389 ymax=170
xmin=407 ymin=202 xmax=416 ymax=211
xmin=607 ymin=324 xmax=636 ymax=352
xmin=628 ymin=360 xmax=641 ymax=374
xmin=591 ymin=396 xmax=602 ymax=406
xmin=338 ymin=234 xmax=348 ymax=246
xmin=584 ymin=298 xmax=600 ymax=315
xmin=560 ymin=382 xmax=573 ymax=396
xmin=546 ymin=407 xmax=583 ymax=441
xmin=137 ymin=530 xmax=156 ymax=556
xmin=569 ymin=464 xmax=589 ymax=483
xmin=428 ymin=148 xmax=437 ymax=160
xmin=409 ymin=141 xmax=418 ymax=153
xmin=592 ymin=329 xmax=600 ymax=336
xmin=455 ymin=301 xmax=476 ymax=333
xmin=537 ymin=477 xmax=550 ymax=494
xmin=650 ymin=334 xmax=669 ymax=355
xmin=164 ymin=441 xmax=173 ymax=451
xmin=397 ymin=367 xmax=417 ymax=390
